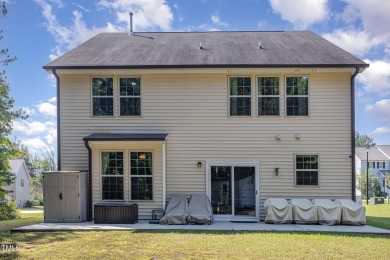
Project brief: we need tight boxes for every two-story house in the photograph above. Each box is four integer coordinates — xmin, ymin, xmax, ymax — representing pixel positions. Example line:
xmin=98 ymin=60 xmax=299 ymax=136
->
xmin=43 ymin=31 xmax=368 ymax=221
xmin=356 ymin=146 xmax=390 ymax=196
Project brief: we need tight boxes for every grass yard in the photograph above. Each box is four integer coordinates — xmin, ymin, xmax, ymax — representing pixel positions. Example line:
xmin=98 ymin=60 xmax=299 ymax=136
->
xmin=0 ymin=205 xmax=388 ymax=259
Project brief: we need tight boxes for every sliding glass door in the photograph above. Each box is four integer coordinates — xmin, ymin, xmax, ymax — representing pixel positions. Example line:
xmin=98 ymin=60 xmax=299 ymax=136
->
xmin=208 ymin=163 xmax=258 ymax=219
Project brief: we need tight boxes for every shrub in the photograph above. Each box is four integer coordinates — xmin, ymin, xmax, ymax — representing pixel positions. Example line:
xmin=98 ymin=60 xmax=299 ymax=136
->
xmin=0 ymin=199 xmax=21 ymax=220
xmin=24 ymin=200 xmax=33 ymax=208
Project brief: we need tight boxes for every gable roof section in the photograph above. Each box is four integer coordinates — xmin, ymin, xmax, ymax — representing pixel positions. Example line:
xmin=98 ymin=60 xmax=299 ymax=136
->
xmin=355 ymin=147 xmax=389 ymax=161
xmin=377 ymin=145 xmax=390 ymax=159
xmin=44 ymin=31 xmax=368 ymax=69
xmin=8 ymin=159 xmax=31 ymax=180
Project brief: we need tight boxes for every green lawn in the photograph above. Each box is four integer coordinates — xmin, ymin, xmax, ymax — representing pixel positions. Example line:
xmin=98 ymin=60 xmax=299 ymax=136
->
xmin=0 ymin=205 xmax=388 ymax=259
xmin=366 ymin=204 xmax=390 ymax=230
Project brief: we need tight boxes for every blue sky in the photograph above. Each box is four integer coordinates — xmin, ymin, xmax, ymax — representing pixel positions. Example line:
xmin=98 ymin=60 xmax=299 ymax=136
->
xmin=3 ymin=0 xmax=390 ymax=156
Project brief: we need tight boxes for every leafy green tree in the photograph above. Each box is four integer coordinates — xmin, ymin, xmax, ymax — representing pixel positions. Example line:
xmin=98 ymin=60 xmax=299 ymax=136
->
xmin=357 ymin=170 xmax=382 ymax=199
xmin=0 ymin=1 xmax=27 ymax=217
xmin=355 ymin=132 xmax=376 ymax=148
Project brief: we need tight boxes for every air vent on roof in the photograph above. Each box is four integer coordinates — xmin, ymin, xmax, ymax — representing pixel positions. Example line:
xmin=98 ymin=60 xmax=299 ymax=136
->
xmin=258 ymin=41 xmax=263 ymax=49
xmin=199 ymin=41 xmax=203 ymax=50
xmin=129 ymin=12 xmax=134 ymax=36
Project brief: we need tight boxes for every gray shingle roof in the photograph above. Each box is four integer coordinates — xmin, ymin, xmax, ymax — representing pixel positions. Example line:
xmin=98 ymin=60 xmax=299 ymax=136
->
xmin=377 ymin=145 xmax=390 ymax=159
xmin=356 ymin=147 xmax=389 ymax=161
xmin=44 ymin=31 xmax=368 ymax=69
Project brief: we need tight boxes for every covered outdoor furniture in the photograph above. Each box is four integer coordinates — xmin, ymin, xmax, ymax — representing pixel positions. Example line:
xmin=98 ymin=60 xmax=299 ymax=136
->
xmin=187 ymin=194 xmax=214 ymax=225
xmin=160 ymin=194 xmax=189 ymax=225
xmin=264 ymin=198 xmax=293 ymax=224
xmin=313 ymin=199 xmax=342 ymax=225
xmin=290 ymin=199 xmax=318 ymax=224
xmin=335 ymin=199 xmax=366 ymax=226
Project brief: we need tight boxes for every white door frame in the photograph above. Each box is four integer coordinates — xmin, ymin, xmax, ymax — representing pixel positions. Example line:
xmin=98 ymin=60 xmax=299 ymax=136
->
xmin=206 ymin=161 xmax=260 ymax=221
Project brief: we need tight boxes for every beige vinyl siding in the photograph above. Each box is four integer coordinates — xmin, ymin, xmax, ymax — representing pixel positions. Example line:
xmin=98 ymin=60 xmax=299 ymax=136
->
xmin=59 ymin=71 xmax=352 ymax=219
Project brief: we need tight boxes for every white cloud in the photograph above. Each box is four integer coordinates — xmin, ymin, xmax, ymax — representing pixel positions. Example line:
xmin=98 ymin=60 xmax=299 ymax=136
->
xmin=341 ymin=0 xmax=390 ymax=41
xmin=268 ymin=0 xmax=329 ymax=29
xmin=13 ymin=120 xmax=55 ymax=135
xmin=323 ymin=30 xmax=382 ymax=56
xmin=324 ymin=0 xmax=390 ymax=56
xmin=97 ymin=0 xmax=173 ymax=31
xmin=21 ymin=107 xmax=36 ymax=116
xmin=22 ymin=138 xmax=48 ymax=153
xmin=48 ymin=97 xmax=57 ymax=103
xmin=37 ymin=102 xmax=57 ymax=117
xmin=35 ymin=0 xmax=124 ymax=59
xmin=357 ymin=59 xmax=390 ymax=94
xmin=372 ymin=127 xmax=390 ymax=135
xmin=365 ymin=99 xmax=390 ymax=118
xmin=211 ymin=13 xmax=228 ymax=27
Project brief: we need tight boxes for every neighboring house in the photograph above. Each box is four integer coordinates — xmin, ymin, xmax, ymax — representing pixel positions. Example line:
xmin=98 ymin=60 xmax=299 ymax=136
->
xmin=43 ymin=30 xmax=368 ymax=221
xmin=4 ymin=160 xmax=31 ymax=207
xmin=355 ymin=146 xmax=390 ymax=196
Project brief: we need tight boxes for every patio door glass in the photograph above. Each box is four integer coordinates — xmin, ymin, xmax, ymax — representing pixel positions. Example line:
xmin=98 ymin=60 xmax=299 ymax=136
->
xmin=210 ymin=165 xmax=256 ymax=218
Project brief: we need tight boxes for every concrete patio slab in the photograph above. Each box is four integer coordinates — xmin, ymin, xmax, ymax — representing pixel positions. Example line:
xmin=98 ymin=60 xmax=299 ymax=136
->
xmin=11 ymin=221 xmax=390 ymax=234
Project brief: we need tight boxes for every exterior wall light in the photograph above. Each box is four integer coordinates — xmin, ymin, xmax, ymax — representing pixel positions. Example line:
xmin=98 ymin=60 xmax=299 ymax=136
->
xmin=197 ymin=161 xmax=202 ymax=167
xmin=275 ymin=135 xmax=281 ymax=140
xmin=295 ymin=134 xmax=301 ymax=140
xmin=275 ymin=168 xmax=280 ymax=176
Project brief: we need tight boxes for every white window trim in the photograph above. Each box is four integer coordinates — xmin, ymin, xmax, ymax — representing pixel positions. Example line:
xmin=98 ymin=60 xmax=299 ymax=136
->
xmin=257 ymin=76 xmax=281 ymax=116
xmin=129 ymin=150 xmax=154 ymax=201
xmin=294 ymin=153 xmax=320 ymax=187
xmin=118 ymin=76 xmax=142 ymax=117
xmin=227 ymin=76 xmax=253 ymax=117
xmin=100 ymin=150 xmax=126 ymax=201
xmin=91 ymin=77 xmax=115 ymax=117
xmin=285 ymin=75 xmax=310 ymax=117
xmin=206 ymin=160 xmax=260 ymax=220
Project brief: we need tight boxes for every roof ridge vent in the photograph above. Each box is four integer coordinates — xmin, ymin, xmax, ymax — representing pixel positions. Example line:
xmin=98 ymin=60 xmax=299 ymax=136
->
xmin=129 ymin=12 xmax=134 ymax=36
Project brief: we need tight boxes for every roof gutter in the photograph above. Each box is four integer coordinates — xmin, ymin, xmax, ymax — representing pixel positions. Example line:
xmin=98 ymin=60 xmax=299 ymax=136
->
xmin=52 ymin=69 xmax=61 ymax=171
xmin=351 ymin=67 xmax=360 ymax=202
xmin=43 ymin=64 xmax=369 ymax=70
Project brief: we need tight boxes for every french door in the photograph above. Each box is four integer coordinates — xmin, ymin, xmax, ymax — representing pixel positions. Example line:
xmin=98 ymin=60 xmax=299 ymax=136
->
xmin=206 ymin=162 xmax=259 ymax=220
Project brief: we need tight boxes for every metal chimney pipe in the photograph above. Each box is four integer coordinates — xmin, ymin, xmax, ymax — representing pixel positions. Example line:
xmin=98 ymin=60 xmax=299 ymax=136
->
xmin=129 ymin=12 xmax=133 ymax=36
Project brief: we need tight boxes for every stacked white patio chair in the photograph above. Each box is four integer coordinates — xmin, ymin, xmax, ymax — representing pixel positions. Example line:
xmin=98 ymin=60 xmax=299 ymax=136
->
xmin=335 ymin=199 xmax=366 ymax=226
xmin=264 ymin=198 xmax=293 ymax=224
xmin=290 ymin=199 xmax=318 ymax=224
xmin=313 ymin=199 xmax=342 ymax=225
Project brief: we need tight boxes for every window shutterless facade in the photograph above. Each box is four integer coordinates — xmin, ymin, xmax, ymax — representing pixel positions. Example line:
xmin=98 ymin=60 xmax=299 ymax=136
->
xmin=229 ymin=77 xmax=251 ymax=116
xmin=130 ymin=152 xmax=153 ymax=200
xmin=295 ymin=154 xmax=319 ymax=186
xmin=257 ymin=77 xmax=280 ymax=116
xmin=119 ymin=77 xmax=141 ymax=116
xmin=286 ymin=76 xmax=309 ymax=116
xmin=92 ymin=78 xmax=114 ymax=116
xmin=101 ymin=151 xmax=124 ymax=200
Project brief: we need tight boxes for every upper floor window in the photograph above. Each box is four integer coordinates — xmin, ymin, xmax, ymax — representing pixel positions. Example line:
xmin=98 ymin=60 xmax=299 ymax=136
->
xmin=295 ymin=155 xmax=319 ymax=186
xmin=92 ymin=78 xmax=113 ymax=116
xmin=286 ymin=76 xmax=309 ymax=116
xmin=258 ymin=77 xmax=280 ymax=116
xmin=120 ymin=78 xmax=141 ymax=116
xmin=229 ymin=77 xmax=251 ymax=116
xmin=21 ymin=178 xmax=24 ymax=187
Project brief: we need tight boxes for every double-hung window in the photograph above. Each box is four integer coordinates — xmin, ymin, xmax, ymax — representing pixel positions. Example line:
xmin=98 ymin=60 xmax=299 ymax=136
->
xmin=101 ymin=152 xmax=124 ymax=200
xmin=295 ymin=155 xmax=319 ymax=186
xmin=21 ymin=179 xmax=24 ymax=187
xmin=92 ymin=78 xmax=114 ymax=116
xmin=286 ymin=76 xmax=309 ymax=116
xmin=229 ymin=77 xmax=251 ymax=116
xmin=130 ymin=152 xmax=153 ymax=200
xmin=258 ymin=77 xmax=280 ymax=116
xmin=119 ymin=77 xmax=141 ymax=116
